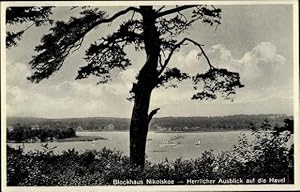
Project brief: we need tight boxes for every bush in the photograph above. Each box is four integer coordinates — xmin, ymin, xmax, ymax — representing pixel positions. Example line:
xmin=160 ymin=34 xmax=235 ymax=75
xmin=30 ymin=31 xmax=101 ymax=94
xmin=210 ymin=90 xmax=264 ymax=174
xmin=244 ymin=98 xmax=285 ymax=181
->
xmin=7 ymin=124 xmax=76 ymax=143
xmin=7 ymin=119 xmax=294 ymax=185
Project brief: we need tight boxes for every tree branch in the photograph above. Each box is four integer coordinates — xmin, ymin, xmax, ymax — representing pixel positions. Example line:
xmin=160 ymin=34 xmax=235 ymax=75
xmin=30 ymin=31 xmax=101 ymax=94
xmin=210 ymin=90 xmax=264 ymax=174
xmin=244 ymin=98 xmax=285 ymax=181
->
xmin=156 ymin=6 xmax=166 ymax=13
xmin=71 ymin=37 xmax=84 ymax=54
xmin=23 ymin=23 xmax=35 ymax=32
xmin=148 ymin=108 xmax=160 ymax=122
xmin=156 ymin=5 xmax=196 ymax=18
xmin=158 ymin=38 xmax=214 ymax=76
xmin=178 ymin=9 xmax=188 ymax=23
xmin=29 ymin=7 xmax=142 ymax=83
xmin=100 ymin=7 xmax=141 ymax=24
xmin=130 ymin=10 xmax=136 ymax=20
xmin=83 ymin=7 xmax=142 ymax=38
xmin=158 ymin=54 xmax=163 ymax=68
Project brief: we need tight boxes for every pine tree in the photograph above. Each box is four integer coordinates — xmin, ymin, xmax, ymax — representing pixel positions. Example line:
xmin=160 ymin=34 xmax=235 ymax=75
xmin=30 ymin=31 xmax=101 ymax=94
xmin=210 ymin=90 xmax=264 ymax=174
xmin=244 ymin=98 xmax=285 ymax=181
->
xmin=27 ymin=5 xmax=244 ymax=168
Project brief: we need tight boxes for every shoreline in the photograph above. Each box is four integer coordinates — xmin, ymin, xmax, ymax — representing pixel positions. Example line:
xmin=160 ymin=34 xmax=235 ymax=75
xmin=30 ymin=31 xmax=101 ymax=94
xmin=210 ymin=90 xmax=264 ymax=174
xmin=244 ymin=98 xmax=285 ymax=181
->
xmin=7 ymin=135 xmax=107 ymax=144
xmin=6 ymin=130 xmax=253 ymax=144
xmin=77 ymin=129 xmax=250 ymax=133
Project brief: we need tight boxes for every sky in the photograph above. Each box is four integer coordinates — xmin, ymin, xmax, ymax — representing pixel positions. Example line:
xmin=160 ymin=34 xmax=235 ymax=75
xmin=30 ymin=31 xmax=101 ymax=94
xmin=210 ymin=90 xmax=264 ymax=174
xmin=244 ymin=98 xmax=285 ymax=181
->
xmin=5 ymin=4 xmax=295 ymax=118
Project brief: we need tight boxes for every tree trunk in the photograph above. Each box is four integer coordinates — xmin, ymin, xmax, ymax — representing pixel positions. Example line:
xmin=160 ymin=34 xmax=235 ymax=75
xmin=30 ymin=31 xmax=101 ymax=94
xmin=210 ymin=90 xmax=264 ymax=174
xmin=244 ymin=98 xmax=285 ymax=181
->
xmin=129 ymin=84 xmax=152 ymax=168
xmin=129 ymin=6 xmax=160 ymax=168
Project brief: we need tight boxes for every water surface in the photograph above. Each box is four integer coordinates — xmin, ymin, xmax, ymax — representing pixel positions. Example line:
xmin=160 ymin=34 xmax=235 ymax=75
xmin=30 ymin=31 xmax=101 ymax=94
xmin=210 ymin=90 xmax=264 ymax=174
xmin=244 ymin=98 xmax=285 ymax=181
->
xmin=8 ymin=131 xmax=254 ymax=163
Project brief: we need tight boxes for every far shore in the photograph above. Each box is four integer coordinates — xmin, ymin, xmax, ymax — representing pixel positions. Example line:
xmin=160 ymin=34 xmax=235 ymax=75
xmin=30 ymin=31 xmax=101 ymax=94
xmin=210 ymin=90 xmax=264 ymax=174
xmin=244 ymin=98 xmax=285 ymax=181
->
xmin=56 ymin=136 xmax=107 ymax=142
xmin=77 ymin=129 xmax=250 ymax=133
xmin=7 ymin=135 xmax=107 ymax=144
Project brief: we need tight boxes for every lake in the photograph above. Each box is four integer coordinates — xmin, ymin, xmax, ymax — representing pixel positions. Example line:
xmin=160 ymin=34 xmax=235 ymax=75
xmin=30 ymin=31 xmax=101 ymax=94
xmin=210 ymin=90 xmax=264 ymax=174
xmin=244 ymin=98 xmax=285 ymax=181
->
xmin=8 ymin=131 xmax=254 ymax=163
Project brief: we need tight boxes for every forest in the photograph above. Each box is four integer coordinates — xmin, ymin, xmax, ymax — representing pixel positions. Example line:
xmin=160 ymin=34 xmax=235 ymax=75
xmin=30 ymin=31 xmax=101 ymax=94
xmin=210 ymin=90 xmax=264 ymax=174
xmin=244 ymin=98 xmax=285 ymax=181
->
xmin=7 ymin=114 xmax=291 ymax=132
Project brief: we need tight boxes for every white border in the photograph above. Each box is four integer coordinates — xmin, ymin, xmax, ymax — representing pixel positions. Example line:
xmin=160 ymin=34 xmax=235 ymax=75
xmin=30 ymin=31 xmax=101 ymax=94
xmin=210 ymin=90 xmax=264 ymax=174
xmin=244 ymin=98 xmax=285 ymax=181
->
xmin=1 ymin=1 xmax=7 ymax=191
xmin=1 ymin=1 xmax=299 ymax=191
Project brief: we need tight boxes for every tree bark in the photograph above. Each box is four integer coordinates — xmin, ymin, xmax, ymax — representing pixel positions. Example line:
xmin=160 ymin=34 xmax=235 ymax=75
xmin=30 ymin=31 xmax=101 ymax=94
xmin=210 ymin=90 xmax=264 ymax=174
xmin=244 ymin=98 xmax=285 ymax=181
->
xmin=129 ymin=6 xmax=160 ymax=168
xmin=129 ymin=84 xmax=152 ymax=168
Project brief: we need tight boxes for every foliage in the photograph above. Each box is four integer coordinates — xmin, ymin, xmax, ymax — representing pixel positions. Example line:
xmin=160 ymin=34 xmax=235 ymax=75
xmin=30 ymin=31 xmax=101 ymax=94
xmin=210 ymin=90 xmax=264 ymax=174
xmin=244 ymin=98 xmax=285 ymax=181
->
xmin=7 ymin=119 xmax=294 ymax=185
xmin=28 ymin=8 xmax=107 ymax=83
xmin=26 ymin=5 xmax=243 ymax=101
xmin=233 ymin=119 xmax=294 ymax=181
xmin=6 ymin=7 xmax=53 ymax=48
xmin=192 ymin=68 xmax=244 ymax=100
xmin=216 ymin=119 xmax=294 ymax=181
xmin=157 ymin=68 xmax=190 ymax=88
xmin=7 ymin=123 xmax=76 ymax=143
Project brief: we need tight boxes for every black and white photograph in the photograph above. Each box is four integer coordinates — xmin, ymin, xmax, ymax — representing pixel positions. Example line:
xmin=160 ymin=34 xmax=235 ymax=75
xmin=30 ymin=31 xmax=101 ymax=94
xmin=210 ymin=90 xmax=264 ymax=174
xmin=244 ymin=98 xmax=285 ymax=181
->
xmin=1 ymin=1 xmax=299 ymax=191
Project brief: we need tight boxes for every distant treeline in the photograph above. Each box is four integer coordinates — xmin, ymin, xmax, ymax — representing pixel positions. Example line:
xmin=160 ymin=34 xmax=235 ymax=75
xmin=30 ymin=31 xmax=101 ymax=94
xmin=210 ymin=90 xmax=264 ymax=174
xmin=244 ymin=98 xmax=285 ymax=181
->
xmin=7 ymin=114 xmax=291 ymax=132
xmin=7 ymin=117 xmax=130 ymax=131
xmin=150 ymin=114 xmax=291 ymax=132
xmin=8 ymin=123 xmax=76 ymax=143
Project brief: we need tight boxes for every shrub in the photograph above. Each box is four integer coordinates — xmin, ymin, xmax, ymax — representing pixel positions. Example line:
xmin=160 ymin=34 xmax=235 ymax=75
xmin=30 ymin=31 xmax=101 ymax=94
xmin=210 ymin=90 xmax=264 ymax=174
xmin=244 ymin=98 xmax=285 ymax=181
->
xmin=215 ymin=119 xmax=293 ymax=181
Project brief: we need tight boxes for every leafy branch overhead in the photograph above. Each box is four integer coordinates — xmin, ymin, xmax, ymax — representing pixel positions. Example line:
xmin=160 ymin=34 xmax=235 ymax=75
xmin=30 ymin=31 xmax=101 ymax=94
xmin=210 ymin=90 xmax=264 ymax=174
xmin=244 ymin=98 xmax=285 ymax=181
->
xmin=157 ymin=68 xmax=190 ymax=88
xmin=28 ymin=9 xmax=107 ymax=83
xmin=6 ymin=7 xmax=53 ymax=48
xmin=28 ymin=5 xmax=243 ymax=100
xmin=192 ymin=68 xmax=244 ymax=100
xmin=76 ymin=19 xmax=144 ymax=84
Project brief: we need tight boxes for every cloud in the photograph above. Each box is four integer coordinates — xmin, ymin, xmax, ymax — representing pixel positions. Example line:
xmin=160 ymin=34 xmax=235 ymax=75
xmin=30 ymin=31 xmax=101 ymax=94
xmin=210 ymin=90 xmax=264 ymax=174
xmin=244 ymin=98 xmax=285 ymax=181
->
xmin=208 ymin=42 xmax=289 ymax=87
xmin=6 ymin=42 xmax=293 ymax=118
xmin=6 ymin=67 xmax=134 ymax=118
xmin=166 ymin=48 xmax=209 ymax=75
xmin=152 ymin=42 xmax=292 ymax=109
xmin=6 ymin=62 xmax=32 ymax=87
xmin=206 ymin=42 xmax=292 ymax=104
